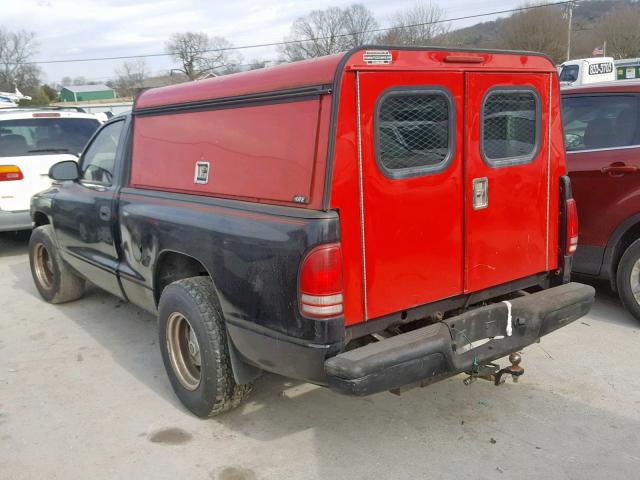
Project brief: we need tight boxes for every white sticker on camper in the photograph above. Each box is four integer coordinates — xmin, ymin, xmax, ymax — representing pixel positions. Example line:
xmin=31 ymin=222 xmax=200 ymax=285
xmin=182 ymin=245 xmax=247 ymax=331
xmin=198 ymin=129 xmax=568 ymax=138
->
xmin=363 ymin=50 xmax=392 ymax=65
xmin=194 ymin=161 xmax=210 ymax=184
xmin=588 ymin=62 xmax=613 ymax=75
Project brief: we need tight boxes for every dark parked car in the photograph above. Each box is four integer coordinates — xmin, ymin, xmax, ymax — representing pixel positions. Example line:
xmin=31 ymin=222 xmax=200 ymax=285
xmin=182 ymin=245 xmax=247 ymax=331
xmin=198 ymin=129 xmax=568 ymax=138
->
xmin=562 ymin=81 xmax=640 ymax=320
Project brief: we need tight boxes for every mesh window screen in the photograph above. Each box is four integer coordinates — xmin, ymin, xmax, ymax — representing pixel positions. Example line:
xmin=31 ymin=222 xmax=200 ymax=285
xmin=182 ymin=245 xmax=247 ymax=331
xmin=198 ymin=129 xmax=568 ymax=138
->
xmin=377 ymin=92 xmax=450 ymax=174
xmin=483 ymin=91 xmax=538 ymax=164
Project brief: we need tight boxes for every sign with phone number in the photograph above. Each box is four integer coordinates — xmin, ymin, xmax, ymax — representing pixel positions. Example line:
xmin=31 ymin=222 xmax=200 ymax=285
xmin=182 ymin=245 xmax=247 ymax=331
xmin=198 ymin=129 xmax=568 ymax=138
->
xmin=588 ymin=62 xmax=613 ymax=75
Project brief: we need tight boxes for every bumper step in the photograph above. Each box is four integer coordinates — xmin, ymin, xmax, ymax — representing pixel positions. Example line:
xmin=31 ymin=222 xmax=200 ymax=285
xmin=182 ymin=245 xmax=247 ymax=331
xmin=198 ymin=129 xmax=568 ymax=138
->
xmin=325 ymin=282 xmax=595 ymax=396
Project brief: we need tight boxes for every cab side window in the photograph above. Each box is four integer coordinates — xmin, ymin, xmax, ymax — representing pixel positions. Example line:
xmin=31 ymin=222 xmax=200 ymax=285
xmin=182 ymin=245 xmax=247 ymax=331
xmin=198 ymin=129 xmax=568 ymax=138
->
xmin=81 ymin=120 xmax=124 ymax=185
xmin=559 ymin=65 xmax=579 ymax=83
xmin=561 ymin=95 xmax=639 ymax=152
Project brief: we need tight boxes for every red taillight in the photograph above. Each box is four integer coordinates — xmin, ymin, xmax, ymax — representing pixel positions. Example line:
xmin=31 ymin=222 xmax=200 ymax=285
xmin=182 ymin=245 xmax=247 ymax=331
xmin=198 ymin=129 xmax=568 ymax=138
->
xmin=566 ymin=198 xmax=579 ymax=255
xmin=299 ymin=243 xmax=344 ymax=318
xmin=0 ymin=165 xmax=23 ymax=181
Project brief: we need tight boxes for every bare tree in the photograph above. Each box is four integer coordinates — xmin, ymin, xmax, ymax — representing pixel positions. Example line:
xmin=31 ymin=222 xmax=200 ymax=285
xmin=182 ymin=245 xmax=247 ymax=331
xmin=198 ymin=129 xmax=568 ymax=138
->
xmin=41 ymin=84 xmax=58 ymax=102
xmin=114 ymin=59 xmax=147 ymax=97
xmin=72 ymin=76 xmax=87 ymax=85
xmin=498 ymin=3 xmax=567 ymax=64
xmin=280 ymin=7 xmax=348 ymax=61
xmin=166 ymin=32 xmax=241 ymax=80
xmin=0 ymin=28 xmax=40 ymax=92
xmin=61 ymin=76 xmax=72 ymax=87
xmin=343 ymin=4 xmax=379 ymax=46
xmin=248 ymin=59 xmax=268 ymax=70
xmin=377 ymin=3 xmax=449 ymax=46
xmin=280 ymin=4 xmax=378 ymax=61
xmin=597 ymin=5 xmax=640 ymax=59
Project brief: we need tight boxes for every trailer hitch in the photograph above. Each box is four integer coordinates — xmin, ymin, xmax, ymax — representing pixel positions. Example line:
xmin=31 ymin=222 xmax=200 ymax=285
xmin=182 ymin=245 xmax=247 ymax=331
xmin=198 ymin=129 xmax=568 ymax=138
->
xmin=463 ymin=352 xmax=524 ymax=386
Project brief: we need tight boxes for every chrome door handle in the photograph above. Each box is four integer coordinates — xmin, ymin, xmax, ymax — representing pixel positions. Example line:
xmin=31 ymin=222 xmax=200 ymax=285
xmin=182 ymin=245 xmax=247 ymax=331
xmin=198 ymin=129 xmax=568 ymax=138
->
xmin=472 ymin=177 xmax=488 ymax=210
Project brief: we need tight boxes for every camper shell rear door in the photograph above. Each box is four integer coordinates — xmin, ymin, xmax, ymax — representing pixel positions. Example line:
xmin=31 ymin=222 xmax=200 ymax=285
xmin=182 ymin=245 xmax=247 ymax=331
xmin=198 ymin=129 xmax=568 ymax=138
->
xmin=355 ymin=68 xmax=553 ymax=320
xmin=356 ymin=71 xmax=464 ymax=321
xmin=464 ymin=72 xmax=553 ymax=291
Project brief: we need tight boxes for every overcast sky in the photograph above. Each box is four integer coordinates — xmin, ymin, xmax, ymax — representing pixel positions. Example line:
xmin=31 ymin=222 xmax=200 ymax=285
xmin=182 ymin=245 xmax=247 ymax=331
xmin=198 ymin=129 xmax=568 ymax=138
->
xmin=3 ymin=0 xmax=524 ymax=84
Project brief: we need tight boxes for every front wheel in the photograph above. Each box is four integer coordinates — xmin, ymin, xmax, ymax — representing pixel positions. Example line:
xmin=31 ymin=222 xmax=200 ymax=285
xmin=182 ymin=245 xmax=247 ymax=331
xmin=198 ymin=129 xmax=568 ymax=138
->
xmin=616 ymin=238 xmax=640 ymax=321
xmin=28 ymin=225 xmax=85 ymax=304
xmin=158 ymin=276 xmax=251 ymax=417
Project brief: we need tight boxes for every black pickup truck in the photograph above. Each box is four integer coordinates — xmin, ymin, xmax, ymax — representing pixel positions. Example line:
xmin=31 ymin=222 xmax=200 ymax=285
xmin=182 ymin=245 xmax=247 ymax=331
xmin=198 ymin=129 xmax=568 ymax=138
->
xmin=29 ymin=47 xmax=594 ymax=418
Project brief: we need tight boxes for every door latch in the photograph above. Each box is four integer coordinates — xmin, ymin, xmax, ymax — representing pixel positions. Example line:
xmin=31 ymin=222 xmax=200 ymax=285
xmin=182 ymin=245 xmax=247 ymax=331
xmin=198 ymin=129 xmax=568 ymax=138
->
xmin=472 ymin=177 xmax=488 ymax=210
xmin=99 ymin=205 xmax=111 ymax=221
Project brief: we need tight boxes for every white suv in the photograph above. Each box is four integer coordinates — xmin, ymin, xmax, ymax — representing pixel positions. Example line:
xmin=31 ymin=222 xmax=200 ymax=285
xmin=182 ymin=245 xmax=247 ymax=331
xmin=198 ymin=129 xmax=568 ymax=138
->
xmin=0 ymin=108 xmax=101 ymax=231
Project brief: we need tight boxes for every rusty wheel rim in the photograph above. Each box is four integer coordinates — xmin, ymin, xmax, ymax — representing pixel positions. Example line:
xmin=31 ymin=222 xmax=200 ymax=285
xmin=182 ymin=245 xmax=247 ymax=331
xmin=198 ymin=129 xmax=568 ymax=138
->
xmin=631 ymin=259 xmax=640 ymax=305
xmin=34 ymin=243 xmax=54 ymax=290
xmin=166 ymin=312 xmax=201 ymax=391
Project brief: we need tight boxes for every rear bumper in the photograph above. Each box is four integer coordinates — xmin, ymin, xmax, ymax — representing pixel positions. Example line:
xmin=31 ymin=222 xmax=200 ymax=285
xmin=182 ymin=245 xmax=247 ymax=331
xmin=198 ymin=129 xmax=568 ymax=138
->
xmin=0 ymin=210 xmax=32 ymax=232
xmin=325 ymin=282 xmax=595 ymax=396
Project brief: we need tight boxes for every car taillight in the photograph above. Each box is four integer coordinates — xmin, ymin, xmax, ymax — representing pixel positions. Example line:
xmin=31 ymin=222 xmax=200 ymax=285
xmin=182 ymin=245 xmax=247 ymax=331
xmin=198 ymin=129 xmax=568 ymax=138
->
xmin=566 ymin=198 xmax=578 ymax=255
xmin=32 ymin=112 xmax=60 ymax=118
xmin=0 ymin=165 xmax=23 ymax=181
xmin=299 ymin=243 xmax=344 ymax=318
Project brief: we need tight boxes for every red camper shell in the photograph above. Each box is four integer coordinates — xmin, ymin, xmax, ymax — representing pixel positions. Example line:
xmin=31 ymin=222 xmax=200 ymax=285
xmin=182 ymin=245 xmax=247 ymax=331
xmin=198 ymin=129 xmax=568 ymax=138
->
xmin=133 ymin=47 xmax=568 ymax=327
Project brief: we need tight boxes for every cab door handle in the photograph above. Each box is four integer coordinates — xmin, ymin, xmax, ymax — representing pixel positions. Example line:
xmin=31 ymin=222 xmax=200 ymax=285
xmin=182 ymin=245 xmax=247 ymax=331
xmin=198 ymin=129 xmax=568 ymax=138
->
xmin=601 ymin=164 xmax=638 ymax=176
xmin=99 ymin=205 xmax=111 ymax=221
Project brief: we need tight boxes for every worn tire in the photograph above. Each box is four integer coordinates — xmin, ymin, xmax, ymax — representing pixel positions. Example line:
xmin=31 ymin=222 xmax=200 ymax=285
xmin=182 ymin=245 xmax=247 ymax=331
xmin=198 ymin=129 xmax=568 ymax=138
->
xmin=617 ymin=238 xmax=640 ymax=321
xmin=158 ymin=276 xmax=252 ymax=418
xmin=28 ymin=225 xmax=85 ymax=304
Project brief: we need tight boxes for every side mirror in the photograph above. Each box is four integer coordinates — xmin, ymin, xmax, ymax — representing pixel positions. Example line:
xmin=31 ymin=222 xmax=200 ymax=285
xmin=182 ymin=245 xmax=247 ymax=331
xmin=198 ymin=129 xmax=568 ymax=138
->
xmin=49 ymin=160 xmax=80 ymax=181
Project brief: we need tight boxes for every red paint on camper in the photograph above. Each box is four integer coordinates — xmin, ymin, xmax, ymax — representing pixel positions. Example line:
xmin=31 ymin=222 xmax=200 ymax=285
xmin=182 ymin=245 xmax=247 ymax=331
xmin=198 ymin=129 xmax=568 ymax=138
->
xmin=132 ymin=47 xmax=569 ymax=325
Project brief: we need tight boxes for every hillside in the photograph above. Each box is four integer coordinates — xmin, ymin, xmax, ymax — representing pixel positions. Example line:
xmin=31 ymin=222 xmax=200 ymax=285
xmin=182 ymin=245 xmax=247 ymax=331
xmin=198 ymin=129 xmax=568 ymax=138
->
xmin=442 ymin=0 xmax=638 ymax=59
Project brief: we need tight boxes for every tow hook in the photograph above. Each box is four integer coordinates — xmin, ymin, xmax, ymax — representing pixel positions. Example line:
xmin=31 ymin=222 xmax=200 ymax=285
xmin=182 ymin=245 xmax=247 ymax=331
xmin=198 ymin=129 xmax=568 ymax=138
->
xmin=463 ymin=352 xmax=524 ymax=386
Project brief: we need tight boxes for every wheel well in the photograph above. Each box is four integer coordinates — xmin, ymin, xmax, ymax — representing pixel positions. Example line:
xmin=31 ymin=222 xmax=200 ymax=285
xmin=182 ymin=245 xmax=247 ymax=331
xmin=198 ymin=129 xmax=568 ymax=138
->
xmin=154 ymin=251 xmax=209 ymax=305
xmin=33 ymin=212 xmax=50 ymax=227
xmin=153 ymin=251 xmax=260 ymax=384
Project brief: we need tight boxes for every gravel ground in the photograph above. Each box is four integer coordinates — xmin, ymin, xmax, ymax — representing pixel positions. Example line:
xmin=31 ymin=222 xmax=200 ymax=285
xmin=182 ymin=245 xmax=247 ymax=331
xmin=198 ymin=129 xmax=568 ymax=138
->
xmin=1 ymin=231 xmax=639 ymax=480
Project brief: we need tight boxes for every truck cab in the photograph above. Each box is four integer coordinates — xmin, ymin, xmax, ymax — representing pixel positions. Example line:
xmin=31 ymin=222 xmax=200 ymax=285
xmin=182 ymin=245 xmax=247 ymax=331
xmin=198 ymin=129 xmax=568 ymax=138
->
xmin=29 ymin=47 xmax=594 ymax=417
xmin=559 ymin=57 xmax=616 ymax=87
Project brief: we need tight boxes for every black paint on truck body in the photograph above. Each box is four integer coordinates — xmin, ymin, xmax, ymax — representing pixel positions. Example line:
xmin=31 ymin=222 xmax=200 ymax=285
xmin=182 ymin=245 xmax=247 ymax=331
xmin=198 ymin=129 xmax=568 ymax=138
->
xmin=32 ymin=115 xmax=344 ymax=384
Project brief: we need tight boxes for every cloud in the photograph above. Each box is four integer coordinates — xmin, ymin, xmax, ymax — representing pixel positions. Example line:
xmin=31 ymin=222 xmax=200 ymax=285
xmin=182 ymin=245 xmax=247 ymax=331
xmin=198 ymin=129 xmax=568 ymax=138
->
xmin=2 ymin=0 xmax=522 ymax=83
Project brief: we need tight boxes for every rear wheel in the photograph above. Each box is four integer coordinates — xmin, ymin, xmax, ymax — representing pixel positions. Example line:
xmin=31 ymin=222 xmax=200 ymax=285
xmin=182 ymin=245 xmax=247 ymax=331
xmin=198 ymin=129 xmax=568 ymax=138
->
xmin=158 ymin=276 xmax=252 ymax=417
xmin=616 ymin=238 xmax=640 ymax=321
xmin=28 ymin=225 xmax=85 ymax=304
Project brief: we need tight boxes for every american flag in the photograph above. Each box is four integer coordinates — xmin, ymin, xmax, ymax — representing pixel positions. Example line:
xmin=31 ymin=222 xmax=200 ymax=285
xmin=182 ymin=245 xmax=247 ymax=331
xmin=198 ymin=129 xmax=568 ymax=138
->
xmin=592 ymin=46 xmax=604 ymax=56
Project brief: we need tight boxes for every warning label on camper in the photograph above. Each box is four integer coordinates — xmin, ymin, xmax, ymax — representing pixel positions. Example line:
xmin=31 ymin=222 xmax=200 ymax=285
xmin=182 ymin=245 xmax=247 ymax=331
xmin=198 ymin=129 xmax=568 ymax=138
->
xmin=363 ymin=50 xmax=392 ymax=65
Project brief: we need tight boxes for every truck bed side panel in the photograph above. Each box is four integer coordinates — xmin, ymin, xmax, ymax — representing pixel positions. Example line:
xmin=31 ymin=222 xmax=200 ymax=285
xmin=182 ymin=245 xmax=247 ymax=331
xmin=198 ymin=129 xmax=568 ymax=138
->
xmin=117 ymin=189 xmax=342 ymax=347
